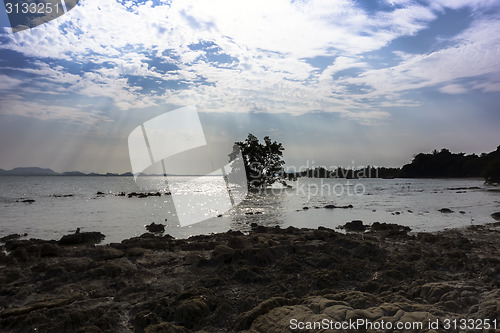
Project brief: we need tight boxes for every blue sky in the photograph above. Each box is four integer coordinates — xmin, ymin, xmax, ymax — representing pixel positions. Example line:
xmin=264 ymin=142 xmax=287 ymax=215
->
xmin=0 ymin=0 xmax=499 ymax=173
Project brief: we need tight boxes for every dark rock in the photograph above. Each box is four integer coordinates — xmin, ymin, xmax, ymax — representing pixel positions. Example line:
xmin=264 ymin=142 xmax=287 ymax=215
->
xmin=127 ymin=247 xmax=146 ymax=257
xmin=491 ymin=212 xmax=500 ymax=220
xmin=127 ymin=192 xmax=163 ymax=198
xmin=341 ymin=220 xmax=366 ymax=232
xmin=59 ymin=231 xmax=105 ymax=245
xmin=21 ymin=199 xmax=35 ymax=203
xmin=144 ymin=322 xmax=190 ymax=333
xmin=0 ymin=234 xmax=21 ymax=242
xmin=439 ymin=208 xmax=454 ymax=213
xmin=324 ymin=204 xmax=353 ymax=209
xmin=371 ymin=222 xmax=410 ymax=232
xmin=96 ymin=191 xmax=105 ymax=195
xmin=174 ymin=299 xmax=209 ymax=327
xmin=145 ymin=222 xmax=165 ymax=233
xmin=302 ymin=207 xmax=309 ymax=210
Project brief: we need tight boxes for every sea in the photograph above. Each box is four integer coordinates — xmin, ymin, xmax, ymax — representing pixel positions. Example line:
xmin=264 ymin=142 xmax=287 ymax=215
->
xmin=0 ymin=176 xmax=498 ymax=244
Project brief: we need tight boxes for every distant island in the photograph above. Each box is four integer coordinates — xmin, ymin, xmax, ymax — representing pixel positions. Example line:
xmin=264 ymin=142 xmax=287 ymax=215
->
xmin=290 ymin=145 xmax=500 ymax=184
xmin=1 ymin=145 xmax=498 ymax=184
xmin=0 ymin=167 xmax=133 ymax=177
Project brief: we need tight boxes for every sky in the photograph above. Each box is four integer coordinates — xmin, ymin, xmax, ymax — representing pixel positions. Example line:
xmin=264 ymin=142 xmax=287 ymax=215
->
xmin=0 ymin=0 xmax=499 ymax=173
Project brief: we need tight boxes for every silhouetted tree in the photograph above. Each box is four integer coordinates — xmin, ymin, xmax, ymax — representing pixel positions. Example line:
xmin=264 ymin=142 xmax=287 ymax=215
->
xmin=401 ymin=145 xmax=500 ymax=180
xmin=230 ymin=133 xmax=285 ymax=189
xmin=482 ymin=146 xmax=500 ymax=184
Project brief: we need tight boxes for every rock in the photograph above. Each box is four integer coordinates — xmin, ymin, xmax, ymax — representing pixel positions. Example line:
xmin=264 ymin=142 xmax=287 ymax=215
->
xmin=370 ymin=222 xmax=411 ymax=233
xmin=324 ymin=204 xmax=353 ymax=209
xmin=302 ymin=206 xmax=309 ymax=210
xmin=238 ymin=297 xmax=294 ymax=330
xmin=144 ymin=322 xmax=190 ymax=333
xmin=21 ymin=199 xmax=35 ymax=203
xmin=0 ymin=234 xmax=22 ymax=242
xmin=174 ymin=298 xmax=209 ymax=327
xmin=59 ymin=231 xmax=105 ymax=245
xmin=145 ymin=222 xmax=165 ymax=233
xmin=341 ymin=220 xmax=366 ymax=232
xmin=491 ymin=212 xmax=500 ymax=220
xmin=127 ymin=192 xmax=163 ymax=198
xmin=439 ymin=208 xmax=454 ymax=213
xmin=127 ymin=247 xmax=146 ymax=257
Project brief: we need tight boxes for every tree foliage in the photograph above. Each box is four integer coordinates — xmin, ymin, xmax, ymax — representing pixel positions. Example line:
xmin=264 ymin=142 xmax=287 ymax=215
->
xmin=230 ymin=133 xmax=285 ymax=189
xmin=401 ymin=146 xmax=500 ymax=182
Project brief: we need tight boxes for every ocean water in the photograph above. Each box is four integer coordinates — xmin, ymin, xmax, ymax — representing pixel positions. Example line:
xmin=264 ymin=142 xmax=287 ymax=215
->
xmin=0 ymin=176 xmax=498 ymax=244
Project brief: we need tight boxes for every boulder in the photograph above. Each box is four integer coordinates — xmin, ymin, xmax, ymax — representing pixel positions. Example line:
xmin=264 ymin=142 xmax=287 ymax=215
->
xmin=59 ymin=231 xmax=105 ymax=245
xmin=341 ymin=220 xmax=366 ymax=232
xmin=145 ymin=222 xmax=165 ymax=233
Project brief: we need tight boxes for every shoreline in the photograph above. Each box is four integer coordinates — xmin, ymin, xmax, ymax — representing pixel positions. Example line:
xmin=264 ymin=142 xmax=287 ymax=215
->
xmin=1 ymin=222 xmax=499 ymax=332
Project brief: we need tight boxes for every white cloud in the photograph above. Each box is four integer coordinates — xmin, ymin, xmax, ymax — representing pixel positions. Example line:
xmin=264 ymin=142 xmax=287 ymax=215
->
xmin=439 ymin=84 xmax=468 ymax=94
xmin=0 ymin=0 xmax=498 ymax=124
xmin=0 ymin=75 xmax=23 ymax=90
xmin=0 ymin=94 xmax=109 ymax=124
xmin=344 ymin=18 xmax=500 ymax=96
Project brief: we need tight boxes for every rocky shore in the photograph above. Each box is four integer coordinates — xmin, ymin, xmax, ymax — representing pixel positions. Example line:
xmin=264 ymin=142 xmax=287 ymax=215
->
xmin=1 ymin=222 xmax=499 ymax=333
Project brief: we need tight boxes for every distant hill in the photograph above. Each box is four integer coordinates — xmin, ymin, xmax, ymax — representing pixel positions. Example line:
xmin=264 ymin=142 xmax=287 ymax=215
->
xmin=0 ymin=167 xmax=131 ymax=177
xmin=6 ymin=167 xmax=59 ymax=176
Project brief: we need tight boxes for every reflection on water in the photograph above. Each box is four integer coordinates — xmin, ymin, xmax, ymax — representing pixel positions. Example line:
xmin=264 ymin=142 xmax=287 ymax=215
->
xmin=0 ymin=176 xmax=498 ymax=243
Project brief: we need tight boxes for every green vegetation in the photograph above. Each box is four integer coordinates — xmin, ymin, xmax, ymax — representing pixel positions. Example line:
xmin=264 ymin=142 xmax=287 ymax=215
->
xmin=283 ymin=146 xmax=500 ymax=183
xmin=230 ymin=133 xmax=285 ymax=189
xmin=401 ymin=146 xmax=500 ymax=183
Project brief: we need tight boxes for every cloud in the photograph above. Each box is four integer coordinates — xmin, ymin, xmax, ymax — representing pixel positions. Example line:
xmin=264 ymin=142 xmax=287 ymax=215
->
xmin=0 ymin=0 xmax=498 ymax=124
xmin=0 ymin=74 xmax=22 ymax=90
xmin=344 ymin=17 xmax=500 ymax=97
xmin=0 ymin=94 xmax=109 ymax=124
xmin=439 ymin=84 xmax=468 ymax=94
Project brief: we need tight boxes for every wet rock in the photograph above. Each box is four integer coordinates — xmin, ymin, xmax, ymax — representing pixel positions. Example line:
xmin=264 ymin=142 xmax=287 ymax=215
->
xmin=491 ymin=212 xmax=500 ymax=220
xmin=227 ymin=236 xmax=249 ymax=249
xmin=439 ymin=208 xmax=454 ymax=213
xmin=127 ymin=247 xmax=146 ymax=257
xmin=1 ymin=223 xmax=499 ymax=332
xmin=94 ymin=247 xmax=124 ymax=260
xmin=59 ymin=231 xmax=105 ymax=245
xmin=324 ymin=204 xmax=353 ymax=209
xmin=0 ymin=234 xmax=21 ymax=242
xmin=20 ymin=199 xmax=35 ymax=203
xmin=145 ymin=222 xmax=165 ymax=233
xmin=340 ymin=220 xmax=366 ymax=232
xmin=238 ymin=297 xmax=294 ymax=330
xmin=370 ymin=222 xmax=411 ymax=234
xmin=127 ymin=192 xmax=163 ymax=198
xmin=174 ymin=299 xmax=209 ymax=327
xmin=144 ymin=322 xmax=190 ymax=333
